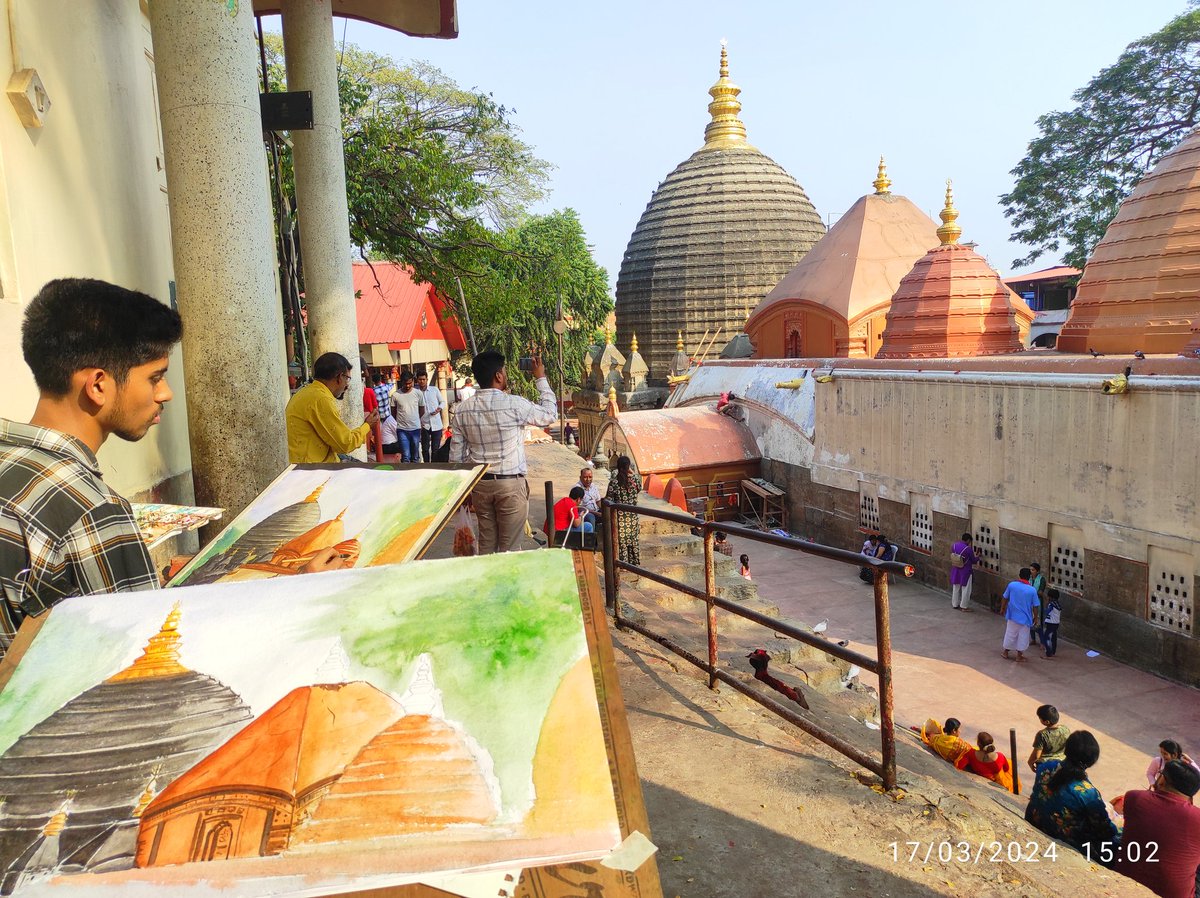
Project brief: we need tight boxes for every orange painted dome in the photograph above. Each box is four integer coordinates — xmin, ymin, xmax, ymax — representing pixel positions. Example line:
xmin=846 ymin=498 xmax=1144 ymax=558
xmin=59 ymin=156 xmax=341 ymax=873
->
xmin=1058 ymin=128 xmax=1200 ymax=355
xmin=877 ymin=183 xmax=1028 ymax=359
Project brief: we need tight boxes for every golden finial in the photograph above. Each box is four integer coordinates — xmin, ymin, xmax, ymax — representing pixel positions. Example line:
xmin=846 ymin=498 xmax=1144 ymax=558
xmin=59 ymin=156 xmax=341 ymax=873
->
xmin=132 ymin=766 xmax=162 ymax=818
xmin=676 ymin=331 xmax=685 ymax=351
xmin=873 ymin=156 xmax=892 ymax=195
xmin=703 ymin=39 xmax=748 ymax=148
xmin=108 ymin=603 xmax=189 ymax=682
xmin=304 ymin=481 xmax=327 ymax=504
xmin=43 ymin=793 xmax=75 ymax=837
xmin=937 ymin=179 xmax=962 ymax=245
xmin=604 ymin=326 xmax=614 ymax=346
xmin=631 ymin=333 xmax=639 ymax=354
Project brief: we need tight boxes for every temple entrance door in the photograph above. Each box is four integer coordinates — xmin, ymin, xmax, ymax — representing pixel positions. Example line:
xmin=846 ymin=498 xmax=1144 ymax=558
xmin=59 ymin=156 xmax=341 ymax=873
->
xmin=199 ymin=820 xmax=235 ymax=862
xmin=785 ymin=327 xmax=801 ymax=358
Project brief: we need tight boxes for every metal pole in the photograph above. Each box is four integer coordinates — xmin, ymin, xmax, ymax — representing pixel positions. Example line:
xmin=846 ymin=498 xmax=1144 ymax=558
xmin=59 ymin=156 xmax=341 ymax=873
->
xmin=455 ymin=277 xmax=478 ymax=356
xmin=873 ymin=567 xmax=897 ymax=791
xmin=557 ymin=329 xmax=565 ymax=445
xmin=609 ymin=499 xmax=621 ymax=598
xmin=1010 ymin=728 xmax=1021 ymax=795
xmin=544 ymin=481 xmax=556 ymax=549
xmin=703 ymin=528 xmax=718 ymax=690
xmin=601 ymin=502 xmax=617 ymax=613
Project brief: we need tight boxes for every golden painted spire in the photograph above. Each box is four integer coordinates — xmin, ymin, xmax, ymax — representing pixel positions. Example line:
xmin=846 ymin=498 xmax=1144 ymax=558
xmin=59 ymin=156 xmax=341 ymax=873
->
xmin=43 ymin=794 xmax=75 ymax=837
xmin=630 ymin=333 xmax=639 ymax=354
xmin=937 ymin=179 xmax=962 ymax=245
xmin=132 ymin=767 xmax=162 ymax=818
xmin=703 ymin=40 xmax=748 ymax=148
xmin=604 ymin=326 xmax=613 ymax=346
xmin=873 ymin=156 xmax=892 ymax=195
xmin=108 ymin=603 xmax=189 ymax=682
xmin=676 ymin=331 xmax=685 ymax=351
xmin=304 ymin=481 xmax=327 ymax=504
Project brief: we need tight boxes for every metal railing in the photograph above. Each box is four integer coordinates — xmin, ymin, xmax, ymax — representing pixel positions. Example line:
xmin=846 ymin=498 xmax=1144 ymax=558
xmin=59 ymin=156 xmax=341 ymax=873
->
xmin=601 ymin=498 xmax=913 ymax=790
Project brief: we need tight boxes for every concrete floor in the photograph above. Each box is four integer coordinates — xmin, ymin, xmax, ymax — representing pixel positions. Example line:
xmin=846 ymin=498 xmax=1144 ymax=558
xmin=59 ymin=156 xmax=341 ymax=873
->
xmin=735 ymin=533 xmax=1200 ymax=803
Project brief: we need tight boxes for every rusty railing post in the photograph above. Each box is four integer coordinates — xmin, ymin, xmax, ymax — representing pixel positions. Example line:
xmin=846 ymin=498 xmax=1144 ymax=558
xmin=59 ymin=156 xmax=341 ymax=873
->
xmin=608 ymin=500 xmax=622 ymax=614
xmin=873 ymin=566 xmax=896 ymax=791
xmin=601 ymin=502 xmax=617 ymax=617
xmin=544 ymin=480 xmax=556 ymax=548
xmin=703 ymin=528 xmax=718 ymax=690
xmin=1010 ymin=728 xmax=1021 ymax=795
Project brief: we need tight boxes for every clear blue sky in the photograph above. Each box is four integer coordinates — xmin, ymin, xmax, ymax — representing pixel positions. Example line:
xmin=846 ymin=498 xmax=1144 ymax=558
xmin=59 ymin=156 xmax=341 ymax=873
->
xmin=296 ymin=1 xmax=1188 ymax=290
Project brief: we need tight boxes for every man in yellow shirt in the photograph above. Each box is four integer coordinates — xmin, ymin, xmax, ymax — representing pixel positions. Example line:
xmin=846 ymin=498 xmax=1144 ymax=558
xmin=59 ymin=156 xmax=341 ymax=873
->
xmin=286 ymin=352 xmax=379 ymax=464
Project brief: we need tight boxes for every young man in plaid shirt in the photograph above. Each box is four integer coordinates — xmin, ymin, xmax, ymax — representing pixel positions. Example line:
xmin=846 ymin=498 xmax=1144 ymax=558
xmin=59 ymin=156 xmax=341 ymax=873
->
xmin=0 ymin=280 xmax=343 ymax=660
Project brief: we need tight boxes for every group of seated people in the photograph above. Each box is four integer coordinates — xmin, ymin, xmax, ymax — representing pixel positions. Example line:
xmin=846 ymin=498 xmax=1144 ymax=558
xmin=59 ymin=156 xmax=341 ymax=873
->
xmin=920 ymin=705 xmax=1200 ymax=897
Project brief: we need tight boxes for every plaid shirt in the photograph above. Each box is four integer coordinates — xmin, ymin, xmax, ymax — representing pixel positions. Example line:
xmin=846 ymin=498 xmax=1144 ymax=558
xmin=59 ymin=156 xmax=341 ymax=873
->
xmin=449 ymin=378 xmax=558 ymax=475
xmin=0 ymin=419 xmax=158 ymax=659
xmin=374 ymin=383 xmax=393 ymax=420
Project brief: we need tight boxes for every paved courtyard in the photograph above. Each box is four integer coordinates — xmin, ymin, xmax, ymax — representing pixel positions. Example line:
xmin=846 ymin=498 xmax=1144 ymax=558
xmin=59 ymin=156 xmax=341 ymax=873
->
xmin=734 ymin=533 xmax=1200 ymax=802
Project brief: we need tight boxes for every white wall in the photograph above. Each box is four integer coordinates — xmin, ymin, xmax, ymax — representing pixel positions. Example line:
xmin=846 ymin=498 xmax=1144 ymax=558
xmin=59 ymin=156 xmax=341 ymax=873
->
xmin=0 ymin=0 xmax=190 ymax=498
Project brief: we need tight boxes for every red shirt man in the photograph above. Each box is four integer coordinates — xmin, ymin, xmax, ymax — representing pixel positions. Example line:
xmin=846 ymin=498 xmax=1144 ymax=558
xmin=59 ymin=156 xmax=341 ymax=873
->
xmin=1115 ymin=760 xmax=1200 ymax=898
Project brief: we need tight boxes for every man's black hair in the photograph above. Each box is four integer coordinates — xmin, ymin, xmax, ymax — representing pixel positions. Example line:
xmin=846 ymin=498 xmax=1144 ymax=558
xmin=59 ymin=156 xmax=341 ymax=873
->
xmin=1019 ymin=567 xmax=1032 ymax=580
xmin=313 ymin=352 xmax=352 ymax=381
xmin=399 ymin=371 xmax=414 ymax=384
xmin=1162 ymin=759 xmax=1200 ymax=797
xmin=471 ymin=350 xmax=506 ymax=388
xmin=22 ymin=278 xmax=182 ymax=396
xmin=1036 ymin=704 xmax=1059 ymax=725
xmin=569 ymin=486 xmax=585 ymax=501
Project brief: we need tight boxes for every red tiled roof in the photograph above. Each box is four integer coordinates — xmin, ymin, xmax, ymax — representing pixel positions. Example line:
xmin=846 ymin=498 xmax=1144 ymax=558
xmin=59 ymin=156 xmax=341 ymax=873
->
xmin=353 ymin=262 xmax=467 ymax=351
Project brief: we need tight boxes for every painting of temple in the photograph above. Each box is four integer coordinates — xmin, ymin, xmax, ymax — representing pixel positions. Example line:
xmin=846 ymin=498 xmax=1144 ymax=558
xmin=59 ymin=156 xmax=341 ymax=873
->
xmin=169 ymin=463 xmax=484 ymax=586
xmin=0 ymin=552 xmax=621 ymax=896
xmin=0 ymin=606 xmax=251 ymax=893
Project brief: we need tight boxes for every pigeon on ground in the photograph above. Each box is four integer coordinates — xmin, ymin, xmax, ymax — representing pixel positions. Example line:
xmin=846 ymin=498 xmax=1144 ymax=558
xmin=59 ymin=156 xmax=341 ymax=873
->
xmin=811 ymin=619 xmax=828 ymax=634
xmin=1089 ymin=348 xmax=1103 ymax=358
xmin=1133 ymin=350 xmax=1146 ymax=360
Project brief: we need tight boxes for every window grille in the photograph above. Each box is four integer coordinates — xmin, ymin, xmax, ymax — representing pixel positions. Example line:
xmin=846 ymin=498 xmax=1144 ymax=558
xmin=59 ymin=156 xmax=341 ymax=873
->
xmin=1048 ymin=525 xmax=1085 ymax=596
xmin=910 ymin=493 xmax=932 ymax=553
xmin=859 ymin=483 xmax=879 ymax=532
xmin=1148 ymin=546 xmax=1193 ymax=637
xmin=970 ymin=508 xmax=1000 ymax=575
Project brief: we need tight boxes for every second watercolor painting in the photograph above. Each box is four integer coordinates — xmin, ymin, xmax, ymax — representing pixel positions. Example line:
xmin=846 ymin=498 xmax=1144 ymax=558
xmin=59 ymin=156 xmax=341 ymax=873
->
xmin=168 ymin=463 xmax=484 ymax=586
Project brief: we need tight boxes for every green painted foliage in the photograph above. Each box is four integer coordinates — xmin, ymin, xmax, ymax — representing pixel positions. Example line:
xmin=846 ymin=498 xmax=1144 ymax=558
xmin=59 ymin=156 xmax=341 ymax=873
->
xmin=1002 ymin=8 xmax=1200 ymax=269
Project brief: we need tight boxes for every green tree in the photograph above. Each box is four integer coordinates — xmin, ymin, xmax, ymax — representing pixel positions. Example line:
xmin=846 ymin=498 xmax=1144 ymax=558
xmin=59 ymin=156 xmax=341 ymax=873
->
xmin=261 ymin=35 xmax=552 ymax=289
xmin=1002 ymin=7 xmax=1200 ymax=269
xmin=464 ymin=209 xmax=612 ymax=394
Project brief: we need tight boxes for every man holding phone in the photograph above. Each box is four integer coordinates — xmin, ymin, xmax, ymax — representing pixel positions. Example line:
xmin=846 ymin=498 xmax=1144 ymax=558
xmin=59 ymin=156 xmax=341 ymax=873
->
xmin=450 ymin=351 xmax=557 ymax=553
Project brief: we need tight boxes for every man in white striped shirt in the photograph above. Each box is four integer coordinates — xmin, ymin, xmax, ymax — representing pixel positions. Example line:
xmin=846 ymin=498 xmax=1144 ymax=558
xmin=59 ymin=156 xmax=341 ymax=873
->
xmin=450 ymin=350 xmax=557 ymax=553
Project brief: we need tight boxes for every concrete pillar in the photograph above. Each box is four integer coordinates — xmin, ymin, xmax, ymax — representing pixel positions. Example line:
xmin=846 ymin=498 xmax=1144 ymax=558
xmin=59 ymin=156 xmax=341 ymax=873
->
xmin=148 ymin=1 xmax=289 ymax=517
xmin=282 ymin=0 xmax=364 ymax=437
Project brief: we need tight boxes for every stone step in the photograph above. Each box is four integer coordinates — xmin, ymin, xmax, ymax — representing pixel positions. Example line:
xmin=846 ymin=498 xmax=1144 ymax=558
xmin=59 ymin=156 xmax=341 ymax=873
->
xmin=639 ymin=532 xmax=705 ymax=558
xmin=639 ymin=553 xmax=739 ymax=582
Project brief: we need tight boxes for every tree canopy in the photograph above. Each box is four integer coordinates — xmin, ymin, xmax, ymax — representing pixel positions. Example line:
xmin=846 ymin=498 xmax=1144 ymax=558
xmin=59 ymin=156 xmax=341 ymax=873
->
xmin=261 ymin=34 xmax=611 ymax=389
xmin=1002 ymin=7 xmax=1200 ymax=269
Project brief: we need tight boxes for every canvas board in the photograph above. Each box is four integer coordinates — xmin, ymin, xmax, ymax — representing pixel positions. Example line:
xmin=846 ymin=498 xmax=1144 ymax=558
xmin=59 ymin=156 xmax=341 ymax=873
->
xmin=168 ymin=463 xmax=484 ymax=586
xmin=0 ymin=551 xmax=622 ymax=896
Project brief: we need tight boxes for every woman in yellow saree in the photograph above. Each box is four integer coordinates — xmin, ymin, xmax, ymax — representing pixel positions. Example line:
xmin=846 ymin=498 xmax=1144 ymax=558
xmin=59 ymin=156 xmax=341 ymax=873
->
xmin=921 ymin=717 xmax=973 ymax=765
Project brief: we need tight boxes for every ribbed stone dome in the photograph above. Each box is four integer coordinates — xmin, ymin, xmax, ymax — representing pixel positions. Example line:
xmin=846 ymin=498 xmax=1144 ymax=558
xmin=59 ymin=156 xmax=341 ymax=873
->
xmin=0 ymin=607 xmax=251 ymax=883
xmin=615 ymin=45 xmax=824 ymax=384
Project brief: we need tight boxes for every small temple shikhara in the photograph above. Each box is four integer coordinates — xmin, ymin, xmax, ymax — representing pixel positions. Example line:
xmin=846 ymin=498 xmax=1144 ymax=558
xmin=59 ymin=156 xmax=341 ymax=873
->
xmin=876 ymin=181 xmax=1032 ymax=359
xmin=588 ymin=41 xmax=1200 ymax=690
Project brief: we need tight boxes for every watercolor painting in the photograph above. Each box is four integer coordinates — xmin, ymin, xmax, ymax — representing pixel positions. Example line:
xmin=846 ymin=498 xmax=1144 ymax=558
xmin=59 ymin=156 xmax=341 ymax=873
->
xmin=168 ymin=463 xmax=484 ymax=586
xmin=0 ymin=552 xmax=620 ymax=896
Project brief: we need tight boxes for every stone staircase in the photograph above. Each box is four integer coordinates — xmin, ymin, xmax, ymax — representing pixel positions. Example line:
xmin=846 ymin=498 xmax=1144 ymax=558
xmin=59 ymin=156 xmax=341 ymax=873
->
xmin=607 ymin=494 xmax=877 ymax=716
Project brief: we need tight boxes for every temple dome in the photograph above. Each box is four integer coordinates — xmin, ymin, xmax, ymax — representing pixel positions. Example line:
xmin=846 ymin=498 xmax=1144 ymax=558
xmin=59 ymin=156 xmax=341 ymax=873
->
xmin=746 ymin=158 xmax=940 ymax=358
xmin=615 ymin=43 xmax=825 ymax=384
xmin=877 ymin=182 xmax=1031 ymax=359
xmin=1058 ymin=127 xmax=1200 ymax=355
xmin=0 ymin=608 xmax=251 ymax=884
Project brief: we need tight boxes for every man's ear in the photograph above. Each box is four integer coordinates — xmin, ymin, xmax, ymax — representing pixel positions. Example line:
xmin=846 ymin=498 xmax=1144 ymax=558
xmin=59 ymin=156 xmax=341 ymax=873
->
xmin=77 ymin=368 xmax=114 ymax=411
